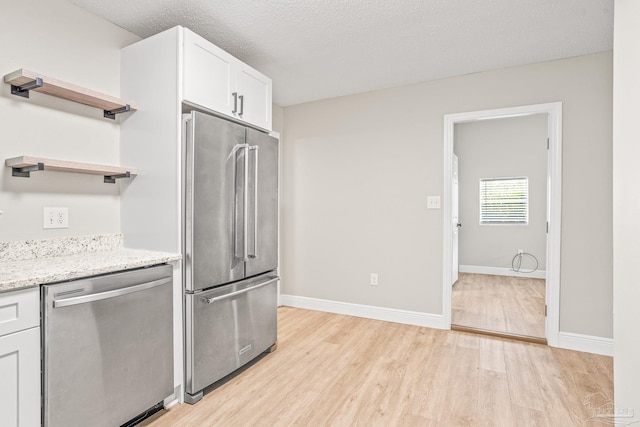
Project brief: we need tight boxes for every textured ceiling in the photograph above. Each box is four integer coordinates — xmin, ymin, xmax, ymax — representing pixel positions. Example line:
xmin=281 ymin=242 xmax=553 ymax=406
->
xmin=69 ymin=0 xmax=614 ymax=106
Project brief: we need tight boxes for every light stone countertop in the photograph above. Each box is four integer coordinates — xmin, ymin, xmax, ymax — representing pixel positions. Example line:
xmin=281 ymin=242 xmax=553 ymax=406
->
xmin=0 ymin=234 xmax=181 ymax=293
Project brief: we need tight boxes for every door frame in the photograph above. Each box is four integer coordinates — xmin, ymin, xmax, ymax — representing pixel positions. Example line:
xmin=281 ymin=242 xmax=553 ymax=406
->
xmin=452 ymin=153 xmax=459 ymax=285
xmin=442 ymin=102 xmax=562 ymax=346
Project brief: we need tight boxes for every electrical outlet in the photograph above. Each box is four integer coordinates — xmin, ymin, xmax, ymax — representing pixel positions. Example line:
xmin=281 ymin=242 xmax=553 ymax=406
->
xmin=370 ymin=273 xmax=379 ymax=286
xmin=43 ymin=207 xmax=68 ymax=229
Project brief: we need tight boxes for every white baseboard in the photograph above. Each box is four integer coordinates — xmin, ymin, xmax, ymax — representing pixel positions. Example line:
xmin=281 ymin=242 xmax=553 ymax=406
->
xmin=164 ymin=397 xmax=180 ymax=409
xmin=279 ymin=295 xmax=612 ymax=357
xmin=557 ymin=332 xmax=613 ymax=356
xmin=459 ymin=265 xmax=546 ymax=279
xmin=163 ymin=395 xmax=180 ymax=409
xmin=279 ymin=294 xmax=447 ymax=330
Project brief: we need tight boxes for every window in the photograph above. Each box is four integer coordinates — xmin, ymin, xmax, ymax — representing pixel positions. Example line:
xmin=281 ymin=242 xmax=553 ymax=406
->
xmin=479 ymin=177 xmax=528 ymax=224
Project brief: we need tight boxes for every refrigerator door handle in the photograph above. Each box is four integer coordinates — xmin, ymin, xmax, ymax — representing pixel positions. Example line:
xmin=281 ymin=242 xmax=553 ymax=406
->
xmin=243 ymin=143 xmax=250 ymax=261
xmin=184 ymin=114 xmax=195 ymax=284
xmin=232 ymin=143 xmax=250 ymax=261
xmin=249 ymin=145 xmax=259 ymax=259
xmin=200 ymin=277 xmax=278 ymax=304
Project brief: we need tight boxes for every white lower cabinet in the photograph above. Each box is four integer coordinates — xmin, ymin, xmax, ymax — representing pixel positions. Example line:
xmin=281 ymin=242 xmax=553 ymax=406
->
xmin=0 ymin=327 xmax=41 ymax=427
xmin=0 ymin=287 xmax=41 ymax=427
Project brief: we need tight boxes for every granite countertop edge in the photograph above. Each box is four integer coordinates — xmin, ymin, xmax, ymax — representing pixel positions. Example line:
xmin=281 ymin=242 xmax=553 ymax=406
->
xmin=0 ymin=248 xmax=182 ymax=293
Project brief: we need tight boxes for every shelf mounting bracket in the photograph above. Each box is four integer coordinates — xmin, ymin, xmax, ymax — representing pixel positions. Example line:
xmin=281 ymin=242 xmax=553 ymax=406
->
xmin=103 ymin=104 xmax=131 ymax=120
xmin=104 ymin=171 xmax=131 ymax=184
xmin=12 ymin=162 xmax=44 ymax=178
xmin=11 ymin=77 xmax=44 ymax=98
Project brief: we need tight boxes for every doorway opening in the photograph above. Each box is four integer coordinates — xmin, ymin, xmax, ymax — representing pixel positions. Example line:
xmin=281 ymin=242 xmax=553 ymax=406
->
xmin=442 ymin=103 xmax=562 ymax=347
xmin=452 ymin=115 xmax=547 ymax=343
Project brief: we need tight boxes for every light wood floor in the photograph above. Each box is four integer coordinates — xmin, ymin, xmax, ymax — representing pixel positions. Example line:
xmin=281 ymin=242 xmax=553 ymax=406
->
xmin=141 ymin=307 xmax=612 ymax=426
xmin=452 ymin=273 xmax=546 ymax=339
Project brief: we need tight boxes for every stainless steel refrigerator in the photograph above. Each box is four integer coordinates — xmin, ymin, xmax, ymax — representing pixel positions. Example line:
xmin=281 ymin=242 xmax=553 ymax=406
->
xmin=183 ymin=111 xmax=279 ymax=404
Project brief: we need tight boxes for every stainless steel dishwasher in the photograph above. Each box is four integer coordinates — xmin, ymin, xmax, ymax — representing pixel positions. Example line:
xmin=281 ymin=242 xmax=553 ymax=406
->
xmin=42 ymin=264 xmax=173 ymax=427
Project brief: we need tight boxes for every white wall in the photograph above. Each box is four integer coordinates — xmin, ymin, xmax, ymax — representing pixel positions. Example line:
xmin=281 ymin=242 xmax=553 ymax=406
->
xmin=272 ymin=104 xmax=284 ymax=135
xmin=455 ymin=115 xmax=547 ymax=271
xmin=282 ymin=52 xmax=612 ymax=338
xmin=0 ymin=0 xmax=139 ymax=242
xmin=613 ymin=0 xmax=640 ymax=417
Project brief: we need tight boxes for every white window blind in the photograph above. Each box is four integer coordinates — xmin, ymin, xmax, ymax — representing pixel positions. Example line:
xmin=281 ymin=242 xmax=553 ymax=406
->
xmin=479 ymin=177 xmax=529 ymax=224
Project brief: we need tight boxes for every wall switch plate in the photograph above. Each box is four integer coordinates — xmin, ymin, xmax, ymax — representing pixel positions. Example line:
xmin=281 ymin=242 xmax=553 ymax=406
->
xmin=427 ymin=196 xmax=441 ymax=209
xmin=43 ymin=207 xmax=68 ymax=229
xmin=370 ymin=273 xmax=379 ymax=286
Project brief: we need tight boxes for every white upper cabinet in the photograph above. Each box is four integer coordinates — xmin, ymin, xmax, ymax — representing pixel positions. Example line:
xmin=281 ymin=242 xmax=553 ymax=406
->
xmin=183 ymin=30 xmax=236 ymax=117
xmin=236 ymin=64 xmax=272 ymax=131
xmin=183 ymin=29 xmax=272 ymax=131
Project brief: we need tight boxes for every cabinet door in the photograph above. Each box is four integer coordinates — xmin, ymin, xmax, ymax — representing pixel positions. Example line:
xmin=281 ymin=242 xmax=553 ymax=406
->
xmin=236 ymin=64 xmax=272 ymax=131
xmin=183 ymin=29 xmax=236 ymax=115
xmin=0 ymin=327 xmax=41 ymax=427
xmin=0 ymin=287 xmax=39 ymax=337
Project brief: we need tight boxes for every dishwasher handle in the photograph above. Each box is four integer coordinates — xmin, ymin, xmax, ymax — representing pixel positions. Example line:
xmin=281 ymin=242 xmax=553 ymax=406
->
xmin=53 ymin=277 xmax=172 ymax=308
xmin=201 ymin=277 xmax=278 ymax=304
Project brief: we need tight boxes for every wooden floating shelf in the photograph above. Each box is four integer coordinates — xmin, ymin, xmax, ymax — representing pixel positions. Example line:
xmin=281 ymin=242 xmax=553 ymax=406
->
xmin=3 ymin=69 xmax=138 ymax=119
xmin=5 ymin=156 xmax=137 ymax=184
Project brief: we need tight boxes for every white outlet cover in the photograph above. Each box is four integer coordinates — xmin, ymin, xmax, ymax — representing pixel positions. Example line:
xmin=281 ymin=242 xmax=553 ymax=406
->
xmin=43 ymin=207 xmax=69 ymax=229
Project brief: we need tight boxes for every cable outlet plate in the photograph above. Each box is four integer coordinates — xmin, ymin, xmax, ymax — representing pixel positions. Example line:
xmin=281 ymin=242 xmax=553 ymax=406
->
xmin=427 ymin=196 xmax=441 ymax=209
xmin=43 ymin=207 xmax=68 ymax=229
xmin=370 ymin=273 xmax=379 ymax=286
